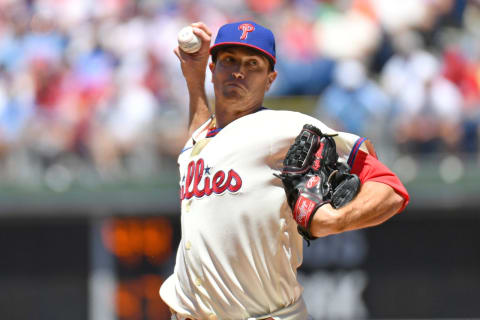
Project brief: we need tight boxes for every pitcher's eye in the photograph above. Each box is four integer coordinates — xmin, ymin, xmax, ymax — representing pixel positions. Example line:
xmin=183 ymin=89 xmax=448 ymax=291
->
xmin=222 ymin=56 xmax=235 ymax=64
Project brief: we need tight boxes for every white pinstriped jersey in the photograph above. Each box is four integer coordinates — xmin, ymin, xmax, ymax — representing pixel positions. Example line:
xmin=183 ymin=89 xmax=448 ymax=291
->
xmin=160 ymin=109 xmax=368 ymax=320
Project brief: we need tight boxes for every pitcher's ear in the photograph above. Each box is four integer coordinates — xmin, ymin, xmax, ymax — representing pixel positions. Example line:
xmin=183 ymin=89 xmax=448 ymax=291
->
xmin=266 ymin=71 xmax=277 ymax=91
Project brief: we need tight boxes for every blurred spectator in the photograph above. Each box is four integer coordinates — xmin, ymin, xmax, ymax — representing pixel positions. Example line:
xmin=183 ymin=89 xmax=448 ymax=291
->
xmin=269 ymin=2 xmax=335 ymax=95
xmin=442 ymin=47 xmax=480 ymax=108
xmin=316 ymin=59 xmax=390 ymax=138
xmin=441 ymin=46 xmax=480 ymax=153
xmin=381 ymin=35 xmax=463 ymax=154
xmin=88 ymin=78 xmax=157 ymax=178
xmin=313 ymin=3 xmax=380 ymax=61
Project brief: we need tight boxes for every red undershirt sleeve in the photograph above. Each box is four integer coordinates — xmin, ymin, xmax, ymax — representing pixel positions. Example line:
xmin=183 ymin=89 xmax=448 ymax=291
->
xmin=350 ymin=150 xmax=410 ymax=213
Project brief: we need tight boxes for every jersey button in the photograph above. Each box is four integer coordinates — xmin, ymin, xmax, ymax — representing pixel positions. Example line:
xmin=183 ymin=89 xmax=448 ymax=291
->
xmin=195 ymin=277 xmax=202 ymax=286
xmin=186 ymin=200 xmax=192 ymax=212
xmin=185 ymin=241 xmax=191 ymax=250
xmin=208 ymin=314 xmax=217 ymax=320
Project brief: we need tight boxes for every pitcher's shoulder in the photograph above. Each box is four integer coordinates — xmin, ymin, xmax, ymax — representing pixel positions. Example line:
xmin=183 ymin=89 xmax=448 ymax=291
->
xmin=255 ymin=108 xmax=318 ymax=124
xmin=255 ymin=109 xmax=331 ymax=133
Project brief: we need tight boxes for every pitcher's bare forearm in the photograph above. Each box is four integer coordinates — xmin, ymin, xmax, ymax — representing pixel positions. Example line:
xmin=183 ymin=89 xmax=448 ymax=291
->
xmin=187 ymin=80 xmax=211 ymax=136
xmin=310 ymin=181 xmax=404 ymax=237
xmin=173 ymin=22 xmax=213 ymax=135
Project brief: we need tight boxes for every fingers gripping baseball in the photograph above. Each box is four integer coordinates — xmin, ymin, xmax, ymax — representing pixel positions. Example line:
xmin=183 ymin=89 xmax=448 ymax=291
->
xmin=174 ymin=22 xmax=212 ymax=81
xmin=276 ymin=124 xmax=360 ymax=241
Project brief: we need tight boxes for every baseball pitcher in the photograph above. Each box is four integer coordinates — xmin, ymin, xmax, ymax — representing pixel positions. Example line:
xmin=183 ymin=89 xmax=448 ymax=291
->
xmin=160 ymin=21 xmax=409 ymax=320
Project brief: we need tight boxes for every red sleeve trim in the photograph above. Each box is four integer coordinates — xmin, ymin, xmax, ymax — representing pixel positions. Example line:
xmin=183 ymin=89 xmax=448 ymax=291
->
xmin=351 ymin=150 xmax=410 ymax=213
xmin=347 ymin=137 xmax=367 ymax=168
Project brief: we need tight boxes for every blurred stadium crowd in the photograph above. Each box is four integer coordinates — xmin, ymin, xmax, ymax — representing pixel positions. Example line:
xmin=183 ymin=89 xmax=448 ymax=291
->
xmin=0 ymin=0 xmax=479 ymax=190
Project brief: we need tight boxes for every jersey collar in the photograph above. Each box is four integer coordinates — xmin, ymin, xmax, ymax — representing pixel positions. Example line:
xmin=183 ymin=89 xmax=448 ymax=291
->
xmin=207 ymin=106 xmax=268 ymax=138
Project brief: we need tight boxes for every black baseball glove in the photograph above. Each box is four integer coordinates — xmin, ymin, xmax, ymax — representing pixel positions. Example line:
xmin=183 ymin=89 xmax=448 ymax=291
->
xmin=275 ymin=124 xmax=361 ymax=242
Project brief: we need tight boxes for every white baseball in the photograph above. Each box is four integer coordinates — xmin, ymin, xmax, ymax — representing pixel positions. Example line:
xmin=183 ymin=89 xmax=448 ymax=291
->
xmin=177 ymin=26 xmax=202 ymax=53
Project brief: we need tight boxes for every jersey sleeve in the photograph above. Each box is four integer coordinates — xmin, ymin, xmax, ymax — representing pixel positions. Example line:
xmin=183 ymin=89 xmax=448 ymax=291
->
xmin=333 ymin=131 xmax=409 ymax=213
xmin=350 ymin=150 xmax=409 ymax=213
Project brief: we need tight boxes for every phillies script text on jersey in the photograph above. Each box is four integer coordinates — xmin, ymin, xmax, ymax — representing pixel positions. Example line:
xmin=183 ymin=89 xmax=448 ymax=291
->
xmin=180 ymin=158 xmax=243 ymax=200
